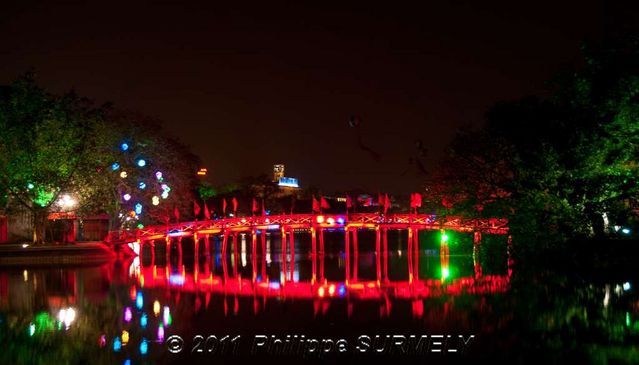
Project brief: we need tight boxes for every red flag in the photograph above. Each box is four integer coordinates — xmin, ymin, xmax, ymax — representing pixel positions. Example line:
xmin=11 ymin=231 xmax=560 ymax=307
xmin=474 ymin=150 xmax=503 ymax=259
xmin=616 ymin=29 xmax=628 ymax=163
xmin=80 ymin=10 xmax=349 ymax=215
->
xmin=346 ymin=195 xmax=353 ymax=209
xmin=232 ymin=197 xmax=238 ymax=213
xmin=384 ymin=193 xmax=390 ymax=214
xmin=204 ymin=203 xmax=211 ymax=220
xmin=414 ymin=193 xmax=422 ymax=208
xmin=378 ymin=193 xmax=384 ymax=207
xmin=222 ymin=198 xmax=227 ymax=215
xmin=320 ymin=196 xmax=330 ymax=210
xmin=252 ymin=198 xmax=259 ymax=214
xmin=312 ymin=196 xmax=320 ymax=213
xmin=174 ymin=206 xmax=180 ymax=221
xmin=194 ymin=200 xmax=201 ymax=217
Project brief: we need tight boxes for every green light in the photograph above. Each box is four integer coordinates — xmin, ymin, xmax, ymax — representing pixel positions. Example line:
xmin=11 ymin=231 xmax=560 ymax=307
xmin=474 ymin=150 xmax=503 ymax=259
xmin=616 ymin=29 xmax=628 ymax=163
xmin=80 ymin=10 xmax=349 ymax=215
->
xmin=27 ymin=183 xmax=34 ymax=189
xmin=29 ymin=323 xmax=35 ymax=336
xmin=442 ymin=267 xmax=450 ymax=279
xmin=441 ymin=234 xmax=449 ymax=243
xmin=33 ymin=188 xmax=55 ymax=207
xmin=137 ymin=223 xmax=144 ymax=229
xmin=627 ymin=312 xmax=631 ymax=327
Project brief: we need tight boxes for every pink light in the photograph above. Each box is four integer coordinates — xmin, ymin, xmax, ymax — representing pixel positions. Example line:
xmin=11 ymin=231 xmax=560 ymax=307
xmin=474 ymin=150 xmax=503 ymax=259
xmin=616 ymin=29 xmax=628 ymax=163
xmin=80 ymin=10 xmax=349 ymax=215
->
xmin=157 ymin=325 xmax=165 ymax=342
xmin=124 ymin=307 xmax=132 ymax=322
xmin=123 ymin=194 xmax=131 ymax=201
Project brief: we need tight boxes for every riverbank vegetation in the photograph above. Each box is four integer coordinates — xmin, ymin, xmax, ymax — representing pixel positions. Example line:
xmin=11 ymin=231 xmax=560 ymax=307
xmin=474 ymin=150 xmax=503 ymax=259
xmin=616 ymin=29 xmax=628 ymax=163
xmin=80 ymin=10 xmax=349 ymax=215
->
xmin=425 ymin=34 xmax=639 ymax=257
xmin=0 ymin=72 xmax=199 ymax=243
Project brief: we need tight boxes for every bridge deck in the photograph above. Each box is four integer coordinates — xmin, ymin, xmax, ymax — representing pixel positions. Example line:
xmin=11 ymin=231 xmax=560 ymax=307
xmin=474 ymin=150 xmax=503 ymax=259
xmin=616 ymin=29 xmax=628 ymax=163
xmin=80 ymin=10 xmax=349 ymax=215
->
xmin=107 ymin=213 xmax=508 ymax=245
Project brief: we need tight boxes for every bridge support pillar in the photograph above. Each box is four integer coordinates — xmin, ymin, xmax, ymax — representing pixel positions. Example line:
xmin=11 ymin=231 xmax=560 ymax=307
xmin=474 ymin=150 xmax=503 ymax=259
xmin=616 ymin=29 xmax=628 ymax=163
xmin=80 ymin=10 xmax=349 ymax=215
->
xmin=345 ymin=227 xmax=350 ymax=283
xmin=280 ymin=228 xmax=287 ymax=286
xmin=311 ymin=227 xmax=317 ymax=283
xmin=473 ymin=231 xmax=482 ymax=278
xmin=251 ymin=230 xmax=257 ymax=281
xmin=352 ymin=228 xmax=359 ymax=281
xmin=289 ymin=229 xmax=295 ymax=281
xmin=260 ymin=230 xmax=267 ymax=279
xmin=413 ymin=228 xmax=419 ymax=280
xmin=232 ymin=233 xmax=238 ymax=278
xmin=382 ymin=228 xmax=388 ymax=282
xmin=408 ymin=227 xmax=414 ymax=283
xmin=222 ymin=232 xmax=229 ymax=280
xmin=375 ymin=227 xmax=381 ymax=283
xmin=319 ymin=228 xmax=325 ymax=282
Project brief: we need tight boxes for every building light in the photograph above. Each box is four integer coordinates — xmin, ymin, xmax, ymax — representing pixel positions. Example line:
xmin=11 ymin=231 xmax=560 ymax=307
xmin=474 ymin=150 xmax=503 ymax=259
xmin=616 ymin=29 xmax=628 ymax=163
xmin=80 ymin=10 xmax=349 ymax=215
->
xmin=197 ymin=168 xmax=207 ymax=176
xmin=278 ymin=177 xmax=299 ymax=188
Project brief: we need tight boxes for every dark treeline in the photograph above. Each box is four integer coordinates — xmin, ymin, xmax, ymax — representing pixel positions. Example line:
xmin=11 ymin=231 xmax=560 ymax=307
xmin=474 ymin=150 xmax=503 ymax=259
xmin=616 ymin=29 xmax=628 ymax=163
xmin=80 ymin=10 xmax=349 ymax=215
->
xmin=426 ymin=34 xmax=639 ymax=257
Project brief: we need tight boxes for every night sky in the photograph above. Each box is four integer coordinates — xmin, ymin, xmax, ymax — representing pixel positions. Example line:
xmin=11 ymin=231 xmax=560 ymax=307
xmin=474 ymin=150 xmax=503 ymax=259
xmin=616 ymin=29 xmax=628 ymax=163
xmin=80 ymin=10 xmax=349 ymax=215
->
xmin=1 ymin=1 xmax=634 ymax=194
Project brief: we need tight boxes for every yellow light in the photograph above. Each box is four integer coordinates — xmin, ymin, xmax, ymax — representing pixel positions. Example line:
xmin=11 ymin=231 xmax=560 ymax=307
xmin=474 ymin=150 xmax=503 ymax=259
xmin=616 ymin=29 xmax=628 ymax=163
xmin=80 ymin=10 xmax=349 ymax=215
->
xmin=120 ymin=171 xmax=128 ymax=178
xmin=318 ymin=287 xmax=325 ymax=297
xmin=122 ymin=330 xmax=129 ymax=344
xmin=152 ymin=196 xmax=160 ymax=206
xmin=328 ymin=284 xmax=335 ymax=296
xmin=153 ymin=300 xmax=161 ymax=317
xmin=316 ymin=215 xmax=325 ymax=224
xmin=327 ymin=217 xmax=335 ymax=225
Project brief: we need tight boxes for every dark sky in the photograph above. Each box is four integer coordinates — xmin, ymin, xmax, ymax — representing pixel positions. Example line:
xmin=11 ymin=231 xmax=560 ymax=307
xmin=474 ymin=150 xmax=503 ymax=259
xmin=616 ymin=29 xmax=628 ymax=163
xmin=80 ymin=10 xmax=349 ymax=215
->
xmin=1 ymin=1 xmax=632 ymax=193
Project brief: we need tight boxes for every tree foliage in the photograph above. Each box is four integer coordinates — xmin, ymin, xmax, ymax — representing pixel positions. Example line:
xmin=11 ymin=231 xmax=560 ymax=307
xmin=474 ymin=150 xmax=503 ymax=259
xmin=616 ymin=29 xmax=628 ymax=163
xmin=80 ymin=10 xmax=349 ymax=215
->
xmin=427 ymin=34 xmax=639 ymax=252
xmin=0 ymin=74 xmax=200 ymax=242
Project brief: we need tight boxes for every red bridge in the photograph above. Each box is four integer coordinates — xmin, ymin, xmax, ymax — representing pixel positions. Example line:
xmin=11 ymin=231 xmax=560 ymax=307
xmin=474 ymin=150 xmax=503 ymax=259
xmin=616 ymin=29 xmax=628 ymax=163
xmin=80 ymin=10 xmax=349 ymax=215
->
xmin=107 ymin=213 xmax=509 ymax=246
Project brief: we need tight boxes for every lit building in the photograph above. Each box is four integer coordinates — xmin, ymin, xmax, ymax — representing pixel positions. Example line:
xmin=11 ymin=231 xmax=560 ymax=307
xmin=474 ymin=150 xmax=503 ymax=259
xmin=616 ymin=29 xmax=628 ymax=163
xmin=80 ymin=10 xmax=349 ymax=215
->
xmin=273 ymin=164 xmax=285 ymax=182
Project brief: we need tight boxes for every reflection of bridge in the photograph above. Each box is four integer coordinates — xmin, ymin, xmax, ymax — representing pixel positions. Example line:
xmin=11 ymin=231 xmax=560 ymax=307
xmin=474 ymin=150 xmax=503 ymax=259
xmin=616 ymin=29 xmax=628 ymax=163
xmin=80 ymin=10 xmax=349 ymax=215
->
xmin=111 ymin=213 xmax=510 ymax=285
xmin=131 ymin=243 xmax=512 ymax=317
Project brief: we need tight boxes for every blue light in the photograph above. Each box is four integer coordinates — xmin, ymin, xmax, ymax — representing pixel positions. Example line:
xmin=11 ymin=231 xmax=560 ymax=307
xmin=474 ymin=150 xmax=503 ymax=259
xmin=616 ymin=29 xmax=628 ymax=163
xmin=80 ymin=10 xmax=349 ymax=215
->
xmin=113 ymin=337 xmax=122 ymax=352
xmin=123 ymin=360 xmax=131 ymax=365
xmin=169 ymin=274 xmax=185 ymax=286
xmin=277 ymin=177 xmax=299 ymax=188
xmin=338 ymin=284 xmax=347 ymax=296
xmin=111 ymin=163 xmax=120 ymax=171
xmin=137 ymin=159 xmax=146 ymax=167
xmin=623 ymin=282 xmax=631 ymax=291
xmin=269 ymin=282 xmax=281 ymax=289
xmin=135 ymin=203 xmax=143 ymax=215
xmin=337 ymin=217 xmax=345 ymax=224
xmin=136 ymin=292 xmax=144 ymax=309
xmin=140 ymin=313 xmax=148 ymax=328
xmin=121 ymin=143 xmax=129 ymax=151
xmin=622 ymin=228 xmax=631 ymax=235
xmin=138 ymin=182 xmax=146 ymax=189
xmin=139 ymin=338 xmax=148 ymax=355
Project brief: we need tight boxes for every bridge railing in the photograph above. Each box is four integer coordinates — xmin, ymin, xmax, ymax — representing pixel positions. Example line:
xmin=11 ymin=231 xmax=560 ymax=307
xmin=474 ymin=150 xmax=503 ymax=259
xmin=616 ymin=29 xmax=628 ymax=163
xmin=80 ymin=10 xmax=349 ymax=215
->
xmin=105 ymin=213 xmax=508 ymax=244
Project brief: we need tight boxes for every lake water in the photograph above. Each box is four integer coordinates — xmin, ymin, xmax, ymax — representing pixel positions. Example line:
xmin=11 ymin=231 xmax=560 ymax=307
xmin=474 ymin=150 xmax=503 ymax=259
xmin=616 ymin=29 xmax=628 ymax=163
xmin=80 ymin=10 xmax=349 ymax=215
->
xmin=0 ymin=230 xmax=637 ymax=364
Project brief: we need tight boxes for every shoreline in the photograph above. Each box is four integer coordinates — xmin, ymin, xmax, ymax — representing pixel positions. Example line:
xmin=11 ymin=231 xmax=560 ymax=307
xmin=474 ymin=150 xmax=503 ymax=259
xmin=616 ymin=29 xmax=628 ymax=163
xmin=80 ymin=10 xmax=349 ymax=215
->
xmin=0 ymin=242 xmax=116 ymax=267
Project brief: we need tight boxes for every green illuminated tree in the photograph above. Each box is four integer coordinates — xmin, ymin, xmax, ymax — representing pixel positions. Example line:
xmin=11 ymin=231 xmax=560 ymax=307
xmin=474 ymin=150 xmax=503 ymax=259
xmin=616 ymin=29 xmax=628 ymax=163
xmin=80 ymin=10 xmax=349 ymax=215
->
xmin=0 ymin=74 xmax=110 ymax=243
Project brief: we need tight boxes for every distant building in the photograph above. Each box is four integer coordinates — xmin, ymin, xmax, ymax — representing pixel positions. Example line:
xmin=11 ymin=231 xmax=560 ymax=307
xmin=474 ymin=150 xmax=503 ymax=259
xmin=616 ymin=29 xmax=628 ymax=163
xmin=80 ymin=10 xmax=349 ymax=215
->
xmin=272 ymin=164 xmax=300 ymax=189
xmin=273 ymin=164 xmax=285 ymax=182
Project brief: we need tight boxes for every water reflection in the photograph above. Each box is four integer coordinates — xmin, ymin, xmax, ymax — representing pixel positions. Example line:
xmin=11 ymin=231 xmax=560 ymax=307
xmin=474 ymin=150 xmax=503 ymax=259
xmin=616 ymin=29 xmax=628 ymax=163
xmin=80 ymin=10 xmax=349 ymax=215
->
xmin=1 ymin=231 xmax=638 ymax=364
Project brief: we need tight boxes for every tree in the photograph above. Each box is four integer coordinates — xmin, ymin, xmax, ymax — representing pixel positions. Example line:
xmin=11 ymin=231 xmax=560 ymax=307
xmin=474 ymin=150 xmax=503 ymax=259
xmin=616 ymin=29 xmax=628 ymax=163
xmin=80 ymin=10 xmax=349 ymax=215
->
xmin=0 ymin=74 xmax=201 ymax=242
xmin=0 ymin=74 xmax=110 ymax=243
xmin=429 ymin=34 xmax=639 ymax=252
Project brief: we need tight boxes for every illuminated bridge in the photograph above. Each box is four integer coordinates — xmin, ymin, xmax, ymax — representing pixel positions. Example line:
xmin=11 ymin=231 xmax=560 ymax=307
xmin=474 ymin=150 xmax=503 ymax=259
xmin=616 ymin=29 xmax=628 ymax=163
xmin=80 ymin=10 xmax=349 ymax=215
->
xmin=108 ymin=213 xmax=509 ymax=283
